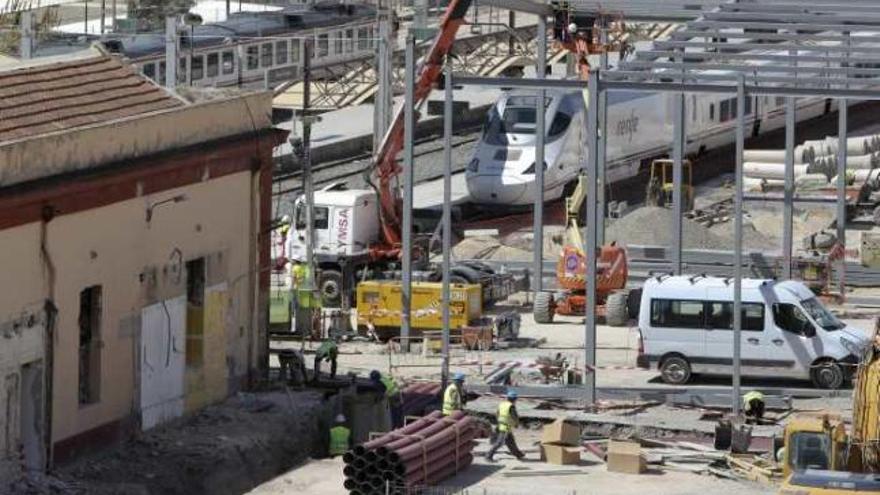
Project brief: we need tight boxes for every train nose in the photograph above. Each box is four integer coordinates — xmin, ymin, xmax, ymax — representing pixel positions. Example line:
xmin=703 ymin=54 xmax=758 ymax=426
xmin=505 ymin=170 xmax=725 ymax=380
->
xmin=466 ymin=174 xmax=530 ymax=204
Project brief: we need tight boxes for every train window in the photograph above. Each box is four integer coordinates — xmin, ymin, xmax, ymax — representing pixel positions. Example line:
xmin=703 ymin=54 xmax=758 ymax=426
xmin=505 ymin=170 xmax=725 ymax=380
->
xmin=370 ymin=28 xmax=376 ymax=49
xmin=346 ymin=28 xmax=354 ymax=52
xmin=334 ymin=31 xmax=343 ymax=55
xmin=178 ymin=57 xmax=186 ymax=83
xmin=261 ymin=43 xmax=273 ymax=68
xmin=158 ymin=61 xmax=166 ymax=85
xmin=548 ymin=112 xmax=572 ymax=139
xmin=745 ymin=96 xmax=753 ymax=116
xmin=318 ymin=33 xmax=329 ymax=57
xmin=358 ymin=27 xmax=368 ymax=50
xmin=709 ymin=103 xmax=715 ymax=121
xmin=776 ymin=96 xmax=785 ymax=107
xmin=290 ymin=40 xmax=300 ymax=63
xmin=720 ymin=98 xmax=737 ymax=122
xmin=207 ymin=53 xmax=219 ymax=78
xmin=142 ymin=63 xmax=155 ymax=81
xmin=222 ymin=51 xmax=234 ymax=74
xmin=191 ymin=55 xmax=204 ymax=80
xmin=276 ymin=40 xmax=288 ymax=65
xmin=691 ymin=95 xmax=697 ymax=122
xmin=246 ymin=46 xmax=259 ymax=70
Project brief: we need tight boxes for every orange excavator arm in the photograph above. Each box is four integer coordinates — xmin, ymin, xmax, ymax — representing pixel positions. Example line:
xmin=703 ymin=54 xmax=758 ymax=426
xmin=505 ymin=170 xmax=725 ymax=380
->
xmin=370 ymin=0 xmax=473 ymax=260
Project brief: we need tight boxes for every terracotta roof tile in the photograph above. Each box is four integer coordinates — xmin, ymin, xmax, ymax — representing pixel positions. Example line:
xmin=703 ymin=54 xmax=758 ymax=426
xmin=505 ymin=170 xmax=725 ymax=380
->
xmin=0 ymin=55 xmax=184 ymax=143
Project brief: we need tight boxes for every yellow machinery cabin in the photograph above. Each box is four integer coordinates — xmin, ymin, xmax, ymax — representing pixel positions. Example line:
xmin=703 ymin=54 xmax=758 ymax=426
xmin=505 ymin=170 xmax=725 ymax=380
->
xmin=356 ymin=281 xmax=483 ymax=341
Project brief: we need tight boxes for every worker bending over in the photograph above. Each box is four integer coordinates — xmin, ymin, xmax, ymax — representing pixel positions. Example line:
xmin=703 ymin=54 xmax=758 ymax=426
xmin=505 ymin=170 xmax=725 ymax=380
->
xmin=328 ymin=414 xmax=351 ymax=458
xmin=371 ymin=370 xmax=403 ymax=428
xmin=313 ymin=338 xmax=338 ymax=381
xmin=486 ymin=390 xmax=525 ymax=462
xmin=442 ymin=373 xmax=466 ymax=416
xmin=743 ymin=390 xmax=765 ymax=424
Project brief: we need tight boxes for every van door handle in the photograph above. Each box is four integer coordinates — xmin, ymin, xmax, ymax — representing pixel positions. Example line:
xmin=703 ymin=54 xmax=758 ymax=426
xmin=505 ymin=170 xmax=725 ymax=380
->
xmin=747 ymin=338 xmax=760 ymax=345
xmin=772 ymin=339 xmax=784 ymax=346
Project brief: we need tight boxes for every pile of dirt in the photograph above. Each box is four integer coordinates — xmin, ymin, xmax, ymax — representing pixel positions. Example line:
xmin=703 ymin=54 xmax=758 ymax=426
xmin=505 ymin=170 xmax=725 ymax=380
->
xmin=449 ymin=236 xmax=534 ymax=262
xmin=605 ymin=206 xmax=728 ymax=250
xmin=16 ymin=391 xmax=325 ymax=495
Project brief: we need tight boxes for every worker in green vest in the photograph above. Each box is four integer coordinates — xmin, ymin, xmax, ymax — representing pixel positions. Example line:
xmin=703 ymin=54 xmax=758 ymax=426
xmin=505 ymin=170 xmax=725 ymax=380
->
xmin=328 ymin=414 xmax=351 ymax=458
xmin=442 ymin=373 xmax=465 ymax=416
xmin=485 ymin=390 xmax=525 ymax=462
xmin=291 ymin=262 xmax=319 ymax=336
xmin=371 ymin=370 xmax=403 ymax=428
xmin=313 ymin=338 xmax=338 ymax=382
xmin=743 ymin=390 xmax=766 ymax=424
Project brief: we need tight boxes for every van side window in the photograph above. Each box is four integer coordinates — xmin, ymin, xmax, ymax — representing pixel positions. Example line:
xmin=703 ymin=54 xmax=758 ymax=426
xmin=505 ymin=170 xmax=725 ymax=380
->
xmin=773 ymin=303 xmax=814 ymax=336
xmin=650 ymin=299 xmax=704 ymax=328
xmin=708 ymin=302 xmax=764 ymax=331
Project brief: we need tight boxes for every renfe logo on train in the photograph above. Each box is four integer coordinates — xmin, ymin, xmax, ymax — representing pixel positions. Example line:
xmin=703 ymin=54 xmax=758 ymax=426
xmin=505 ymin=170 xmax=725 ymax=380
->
xmin=615 ymin=110 xmax=640 ymax=142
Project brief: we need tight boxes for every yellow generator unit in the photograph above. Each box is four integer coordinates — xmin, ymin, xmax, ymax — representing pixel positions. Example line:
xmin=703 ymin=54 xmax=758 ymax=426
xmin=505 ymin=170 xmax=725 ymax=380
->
xmin=356 ymin=281 xmax=482 ymax=341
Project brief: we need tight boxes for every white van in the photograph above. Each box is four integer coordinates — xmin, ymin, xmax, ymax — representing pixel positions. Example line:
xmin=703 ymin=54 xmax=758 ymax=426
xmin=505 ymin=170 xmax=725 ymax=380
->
xmin=636 ymin=275 xmax=868 ymax=389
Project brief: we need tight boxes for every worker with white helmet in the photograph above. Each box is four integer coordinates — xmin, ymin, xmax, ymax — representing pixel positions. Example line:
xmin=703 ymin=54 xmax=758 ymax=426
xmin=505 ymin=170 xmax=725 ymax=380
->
xmin=486 ymin=389 xmax=525 ymax=462
xmin=328 ymin=413 xmax=351 ymax=458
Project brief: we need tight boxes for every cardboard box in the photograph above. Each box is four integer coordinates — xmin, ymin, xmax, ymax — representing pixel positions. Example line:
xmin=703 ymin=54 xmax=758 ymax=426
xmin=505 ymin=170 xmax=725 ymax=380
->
xmin=541 ymin=418 xmax=581 ymax=446
xmin=606 ymin=440 xmax=646 ymax=474
xmin=541 ymin=444 xmax=581 ymax=465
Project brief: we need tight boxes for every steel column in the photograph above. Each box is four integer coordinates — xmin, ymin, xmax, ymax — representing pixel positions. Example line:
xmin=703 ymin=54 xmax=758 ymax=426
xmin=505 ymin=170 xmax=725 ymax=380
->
xmin=783 ymin=97 xmax=795 ymax=278
xmin=732 ymin=75 xmax=745 ymax=417
xmin=374 ymin=3 xmax=394 ymax=154
xmin=164 ymin=17 xmax=178 ymax=88
xmin=672 ymin=92 xmax=685 ymax=274
xmin=584 ymin=69 xmax=600 ymax=407
xmin=533 ymin=15 xmax=547 ymax=292
xmin=302 ymin=40 xmax=316 ymax=326
xmin=597 ymin=25 xmax=609 ymax=245
xmin=837 ymin=100 xmax=848 ymax=296
xmin=441 ymin=61 xmax=453 ymax=390
xmin=401 ymin=36 xmax=415 ymax=351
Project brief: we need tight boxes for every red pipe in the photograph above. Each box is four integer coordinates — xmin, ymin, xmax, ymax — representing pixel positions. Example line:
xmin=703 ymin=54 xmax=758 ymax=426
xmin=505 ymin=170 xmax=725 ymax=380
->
xmin=391 ymin=417 xmax=475 ymax=462
xmin=405 ymin=451 xmax=474 ymax=485
xmin=426 ymin=454 xmax=473 ymax=485
xmin=359 ymin=411 xmax=443 ymax=453
xmin=383 ymin=412 xmax=466 ymax=452
xmin=401 ymin=439 xmax=477 ymax=476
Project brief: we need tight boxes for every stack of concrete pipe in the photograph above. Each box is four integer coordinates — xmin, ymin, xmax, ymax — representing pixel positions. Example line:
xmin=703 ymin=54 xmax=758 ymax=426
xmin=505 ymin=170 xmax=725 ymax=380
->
xmin=342 ymin=411 xmax=477 ymax=494
xmin=400 ymin=382 xmax=442 ymax=418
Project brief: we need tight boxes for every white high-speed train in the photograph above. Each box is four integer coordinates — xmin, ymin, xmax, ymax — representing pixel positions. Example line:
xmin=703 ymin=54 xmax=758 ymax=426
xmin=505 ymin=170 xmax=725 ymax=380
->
xmin=465 ymin=67 xmax=838 ymax=206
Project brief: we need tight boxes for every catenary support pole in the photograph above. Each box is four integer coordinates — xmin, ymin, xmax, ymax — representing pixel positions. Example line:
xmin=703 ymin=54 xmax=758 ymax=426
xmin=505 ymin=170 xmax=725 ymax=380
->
xmin=783 ymin=96 xmax=795 ymax=279
xmin=302 ymin=40 xmax=316 ymax=336
xmin=401 ymin=35 xmax=416 ymax=352
xmin=837 ymin=100 xmax=848 ymax=296
xmin=597 ymin=24 xmax=609 ymax=245
xmin=19 ymin=10 xmax=33 ymax=60
xmin=374 ymin=2 xmax=393 ymax=154
xmin=533 ymin=15 xmax=547 ymax=293
xmin=584 ymin=69 xmax=600 ymax=407
xmin=441 ymin=61 xmax=453 ymax=391
xmin=732 ymin=75 xmax=745 ymax=417
xmin=165 ymin=17 xmax=177 ymax=88
xmin=672 ymin=91 xmax=685 ymax=274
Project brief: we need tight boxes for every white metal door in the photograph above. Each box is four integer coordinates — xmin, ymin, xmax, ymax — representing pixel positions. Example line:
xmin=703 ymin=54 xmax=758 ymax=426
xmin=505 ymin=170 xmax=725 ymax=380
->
xmin=140 ymin=297 xmax=186 ymax=430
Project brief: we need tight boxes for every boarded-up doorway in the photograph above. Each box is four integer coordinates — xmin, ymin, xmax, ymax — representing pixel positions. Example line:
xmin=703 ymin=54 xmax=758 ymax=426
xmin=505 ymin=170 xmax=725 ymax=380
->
xmin=19 ymin=361 xmax=44 ymax=471
xmin=140 ymin=297 xmax=186 ymax=430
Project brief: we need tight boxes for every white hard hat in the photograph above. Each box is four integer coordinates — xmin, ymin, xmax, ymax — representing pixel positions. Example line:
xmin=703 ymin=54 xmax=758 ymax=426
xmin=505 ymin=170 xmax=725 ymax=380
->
xmin=568 ymin=22 xmax=578 ymax=34
xmin=335 ymin=414 xmax=346 ymax=423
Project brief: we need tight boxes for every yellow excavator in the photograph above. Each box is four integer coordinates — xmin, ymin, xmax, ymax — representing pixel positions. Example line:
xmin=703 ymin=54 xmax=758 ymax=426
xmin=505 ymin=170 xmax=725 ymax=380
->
xmin=778 ymin=319 xmax=880 ymax=494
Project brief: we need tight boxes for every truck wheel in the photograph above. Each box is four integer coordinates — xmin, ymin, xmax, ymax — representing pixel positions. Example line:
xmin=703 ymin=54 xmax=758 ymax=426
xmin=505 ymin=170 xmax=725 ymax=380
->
xmin=660 ymin=355 xmax=692 ymax=385
xmin=626 ymin=288 xmax=642 ymax=320
xmin=318 ymin=269 xmax=343 ymax=308
xmin=533 ymin=292 xmax=555 ymax=324
xmin=605 ymin=290 xmax=629 ymax=327
xmin=811 ymin=360 xmax=845 ymax=389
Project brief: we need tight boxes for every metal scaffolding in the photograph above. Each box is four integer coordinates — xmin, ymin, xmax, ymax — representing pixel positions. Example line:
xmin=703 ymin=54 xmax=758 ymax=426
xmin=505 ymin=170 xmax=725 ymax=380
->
xmin=440 ymin=0 xmax=880 ymax=410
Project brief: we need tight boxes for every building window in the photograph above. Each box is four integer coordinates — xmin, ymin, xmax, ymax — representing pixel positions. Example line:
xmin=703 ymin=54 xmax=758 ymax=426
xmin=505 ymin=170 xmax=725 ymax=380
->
xmin=261 ymin=42 xmax=273 ymax=68
xmin=345 ymin=28 xmax=354 ymax=53
xmin=191 ymin=54 xmax=204 ymax=80
xmin=334 ymin=30 xmax=343 ymax=55
xmin=358 ymin=27 xmax=368 ymax=50
xmin=318 ymin=33 xmax=329 ymax=57
xmin=222 ymin=50 xmax=234 ymax=74
xmin=650 ymin=299 xmax=704 ymax=329
xmin=275 ymin=40 xmax=288 ymax=65
xmin=78 ymin=286 xmax=102 ymax=405
xmin=246 ymin=46 xmax=259 ymax=70
xmin=142 ymin=62 xmax=156 ymax=81
xmin=206 ymin=52 xmax=219 ymax=78
xmin=290 ymin=40 xmax=300 ymax=63
xmin=186 ymin=259 xmax=206 ymax=368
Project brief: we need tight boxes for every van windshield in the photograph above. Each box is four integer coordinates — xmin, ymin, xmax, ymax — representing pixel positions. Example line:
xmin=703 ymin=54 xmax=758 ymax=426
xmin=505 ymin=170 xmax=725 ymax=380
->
xmin=801 ymin=297 xmax=845 ymax=331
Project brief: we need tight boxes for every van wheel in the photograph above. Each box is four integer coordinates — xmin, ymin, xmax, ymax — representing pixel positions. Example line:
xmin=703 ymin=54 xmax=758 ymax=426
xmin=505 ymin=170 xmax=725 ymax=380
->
xmin=533 ymin=292 xmax=555 ymax=324
xmin=660 ymin=356 xmax=692 ymax=385
xmin=811 ymin=360 xmax=845 ymax=389
xmin=605 ymin=291 xmax=629 ymax=327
